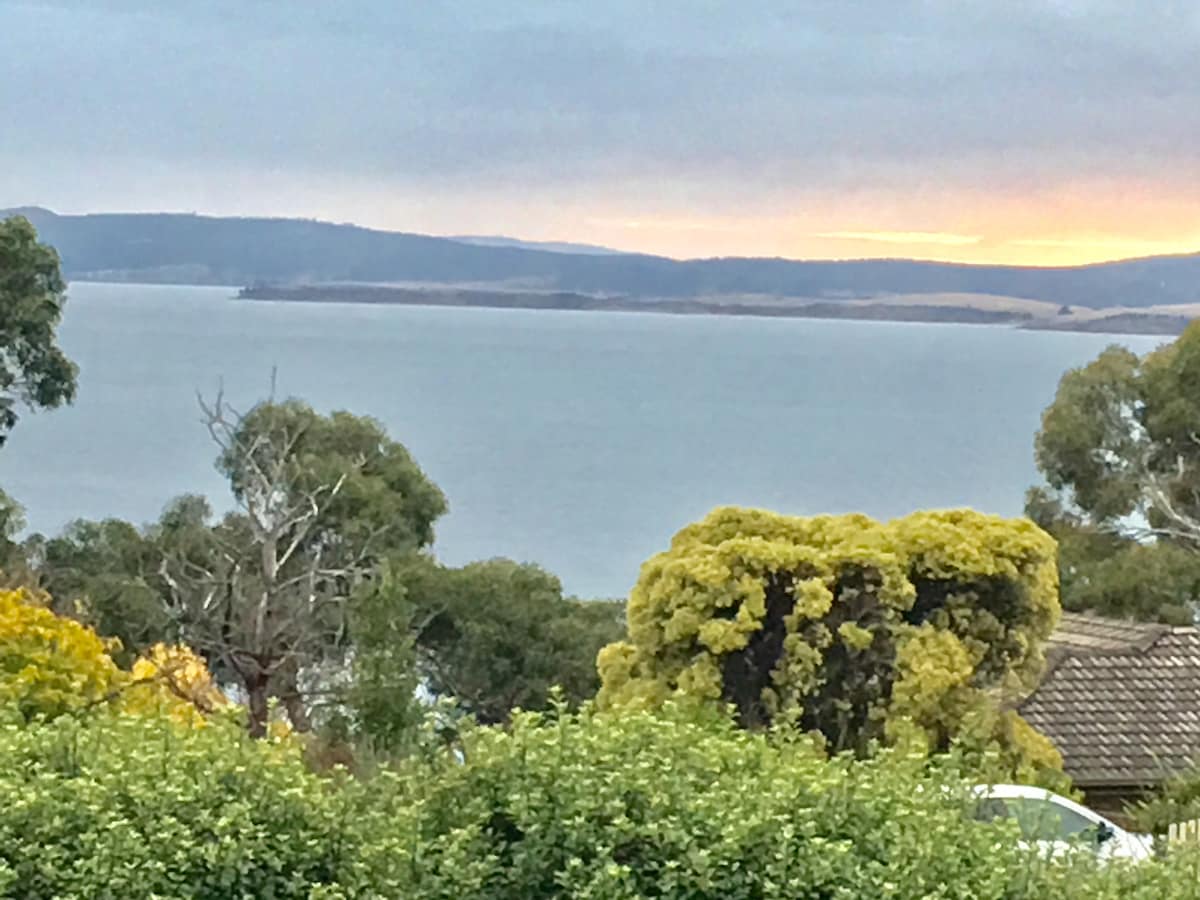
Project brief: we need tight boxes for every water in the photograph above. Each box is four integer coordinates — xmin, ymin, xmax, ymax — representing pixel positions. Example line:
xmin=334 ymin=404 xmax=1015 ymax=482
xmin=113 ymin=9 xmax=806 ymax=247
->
xmin=0 ymin=282 xmax=1166 ymax=599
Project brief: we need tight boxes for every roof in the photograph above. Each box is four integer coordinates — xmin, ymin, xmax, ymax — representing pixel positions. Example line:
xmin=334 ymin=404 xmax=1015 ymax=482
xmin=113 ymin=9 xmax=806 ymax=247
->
xmin=1021 ymin=621 xmax=1200 ymax=787
xmin=1044 ymin=613 xmax=1169 ymax=656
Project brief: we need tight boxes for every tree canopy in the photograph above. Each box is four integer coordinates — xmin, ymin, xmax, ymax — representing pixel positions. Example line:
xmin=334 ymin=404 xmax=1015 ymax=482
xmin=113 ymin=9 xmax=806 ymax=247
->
xmin=156 ymin=395 xmax=447 ymax=736
xmin=28 ymin=395 xmax=449 ymax=737
xmin=217 ymin=399 xmax=447 ymax=557
xmin=1035 ymin=323 xmax=1200 ymax=544
xmin=597 ymin=506 xmax=1061 ymax=774
xmin=34 ymin=517 xmax=171 ymax=666
xmin=1026 ymin=490 xmax=1200 ymax=624
xmin=0 ymin=216 xmax=78 ymax=445
xmin=354 ymin=555 xmax=625 ymax=730
xmin=1030 ymin=322 xmax=1200 ymax=622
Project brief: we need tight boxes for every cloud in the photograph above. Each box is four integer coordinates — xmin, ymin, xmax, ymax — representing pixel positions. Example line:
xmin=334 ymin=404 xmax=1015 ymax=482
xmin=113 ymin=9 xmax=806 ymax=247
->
xmin=815 ymin=232 xmax=982 ymax=247
xmin=0 ymin=1 xmax=1197 ymax=261
xmin=1008 ymin=235 xmax=1200 ymax=260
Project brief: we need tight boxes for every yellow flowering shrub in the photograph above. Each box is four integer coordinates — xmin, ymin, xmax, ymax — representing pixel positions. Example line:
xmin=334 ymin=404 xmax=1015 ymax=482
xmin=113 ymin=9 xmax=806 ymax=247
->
xmin=0 ymin=588 xmax=224 ymax=725
xmin=123 ymin=643 xmax=228 ymax=725
xmin=598 ymin=506 xmax=1061 ymax=775
xmin=0 ymin=587 xmax=122 ymax=721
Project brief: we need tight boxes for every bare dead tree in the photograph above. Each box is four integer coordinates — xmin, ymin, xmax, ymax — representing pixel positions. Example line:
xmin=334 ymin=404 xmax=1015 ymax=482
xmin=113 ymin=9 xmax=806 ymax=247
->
xmin=158 ymin=390 xmax=374 ymax=737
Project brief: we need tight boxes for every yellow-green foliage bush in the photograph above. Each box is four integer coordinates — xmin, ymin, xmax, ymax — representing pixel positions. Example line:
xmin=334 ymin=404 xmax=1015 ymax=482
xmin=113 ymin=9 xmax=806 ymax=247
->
xmin=598 ymin=507 xmax=1062 ymax=774
xmin=0 ymin=587 xmax=122 ymax=722
xmin=0 ymin=588 xmax=224 ymax=726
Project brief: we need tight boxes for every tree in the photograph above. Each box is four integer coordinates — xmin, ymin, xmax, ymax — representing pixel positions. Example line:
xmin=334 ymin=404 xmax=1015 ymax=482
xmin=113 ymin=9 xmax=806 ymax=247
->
xmin=1026 ymin=489 xmax=1200 ymax=624
xmin=1030 ymin=323 xmax=1200 ymax=621
xmin=1035 ymin=324 xmax=1200 ymax=545
xmin=596 ymin=506 xmax=1062 ymax=773
xmin=0 ymin=489 xmax=29 ymax=581
xmin=339 ymin=561 xmax=424 ymax=752
xmin=34 ymin=516 xmax=172 ymax=665
xmin=157 ymin=394 xmax=446 ymax=736
xmin=0 ymin=216 xmax=78 ymax=445
xmin=217 ymin=399 xmax=446 ymax=557
xmin=360 ymin=556 xmax=626 ymax=726
xmin=19 ymin=395 xmax=446 ymax=737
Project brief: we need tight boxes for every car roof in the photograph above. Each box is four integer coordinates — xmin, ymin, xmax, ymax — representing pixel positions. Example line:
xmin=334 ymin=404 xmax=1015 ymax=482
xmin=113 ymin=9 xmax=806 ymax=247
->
xmin=973 ymin=784 xmax=1111 ymax=825
xmin=974 ymin=784 xmax=1054 ymax=800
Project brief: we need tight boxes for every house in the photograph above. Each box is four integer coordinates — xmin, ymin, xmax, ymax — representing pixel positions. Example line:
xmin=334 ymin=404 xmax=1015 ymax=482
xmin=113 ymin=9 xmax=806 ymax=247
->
xmin=1019 ymin=613 xmax=1200 ymax=821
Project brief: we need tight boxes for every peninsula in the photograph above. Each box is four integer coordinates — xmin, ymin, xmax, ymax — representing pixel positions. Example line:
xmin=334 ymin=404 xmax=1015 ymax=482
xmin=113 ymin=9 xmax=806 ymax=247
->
xmin=238 ymin=283 xmax=1198 ymax=335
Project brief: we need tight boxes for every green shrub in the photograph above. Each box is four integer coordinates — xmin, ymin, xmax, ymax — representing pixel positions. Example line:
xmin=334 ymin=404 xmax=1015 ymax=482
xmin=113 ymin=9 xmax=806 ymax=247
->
xmin=3 ymin=705 xmax=1200 ymax=898
xmin=366 ymin=704 xmax=1200 ymax=900
xmin=0 ymin=715 xmax=361 ymax=899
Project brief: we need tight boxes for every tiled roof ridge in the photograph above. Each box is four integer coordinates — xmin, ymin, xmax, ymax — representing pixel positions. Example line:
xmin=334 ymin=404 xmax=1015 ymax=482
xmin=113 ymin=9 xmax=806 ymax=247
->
xmin=1021 ymin=616 xmax=1200 ymax=786
xmin=1048 ymin=612 xmax=1185 ymax=655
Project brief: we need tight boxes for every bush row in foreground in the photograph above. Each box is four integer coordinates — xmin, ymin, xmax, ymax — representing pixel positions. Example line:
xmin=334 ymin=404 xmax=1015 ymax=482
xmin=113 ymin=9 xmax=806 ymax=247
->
xmin=2 ymin=706 xmax=1199 ymax=899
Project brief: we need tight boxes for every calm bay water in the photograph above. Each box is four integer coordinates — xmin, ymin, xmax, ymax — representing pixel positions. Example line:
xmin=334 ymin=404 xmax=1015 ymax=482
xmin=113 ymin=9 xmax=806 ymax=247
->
xmin=0 ymin=282 xmax=1166 ymax=598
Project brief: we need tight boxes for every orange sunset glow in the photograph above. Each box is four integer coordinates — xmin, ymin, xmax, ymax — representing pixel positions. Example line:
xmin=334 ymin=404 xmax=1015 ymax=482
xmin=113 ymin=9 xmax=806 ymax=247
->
xmin=460 ymin=181 xmax=1200 ymax=266
xmin=5 ymin=3 xmax=1198 ymax=270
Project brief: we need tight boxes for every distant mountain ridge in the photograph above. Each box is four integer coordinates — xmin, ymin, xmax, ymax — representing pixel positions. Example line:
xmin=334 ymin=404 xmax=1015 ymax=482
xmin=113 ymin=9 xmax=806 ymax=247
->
xmin=4 ymin=207 xmax=1199 ymax=309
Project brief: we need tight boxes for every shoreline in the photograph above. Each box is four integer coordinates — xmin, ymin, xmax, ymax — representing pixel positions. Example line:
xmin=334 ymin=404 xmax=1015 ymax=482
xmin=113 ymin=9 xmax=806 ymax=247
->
xmin=237 ymin=283 xmax=1194 ymax=337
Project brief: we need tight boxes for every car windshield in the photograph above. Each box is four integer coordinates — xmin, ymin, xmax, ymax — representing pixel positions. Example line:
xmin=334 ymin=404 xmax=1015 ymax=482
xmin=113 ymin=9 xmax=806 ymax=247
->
xmin=974 ymin=796 xmax=1103 ymax=843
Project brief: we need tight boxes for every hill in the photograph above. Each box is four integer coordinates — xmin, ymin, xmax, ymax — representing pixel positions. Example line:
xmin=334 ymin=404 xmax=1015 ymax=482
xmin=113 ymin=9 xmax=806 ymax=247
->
xmin=5 ymin=207 xmax=1200 ymax=309
xmin=447 ymin=235 xmax=623 ymax=255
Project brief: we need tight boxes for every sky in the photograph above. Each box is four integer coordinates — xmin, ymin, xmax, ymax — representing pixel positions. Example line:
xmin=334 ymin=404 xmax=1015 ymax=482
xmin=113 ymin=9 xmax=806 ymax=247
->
xmin=1 ymin=0 xmax=1198 ymax=265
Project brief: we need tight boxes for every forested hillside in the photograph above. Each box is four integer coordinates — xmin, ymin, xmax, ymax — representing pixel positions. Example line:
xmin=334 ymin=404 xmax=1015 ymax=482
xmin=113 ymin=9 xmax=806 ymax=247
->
xmin=7 ymin=207 xmax=1199 ymax=308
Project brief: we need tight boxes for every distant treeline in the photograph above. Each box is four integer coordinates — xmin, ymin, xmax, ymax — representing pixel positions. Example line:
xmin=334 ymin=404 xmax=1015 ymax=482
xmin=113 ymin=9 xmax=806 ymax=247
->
xmin=239 ymin=283 xmax=1035 ymax=325
xmin=1022 ymin=312 xmax=1193 ymax=335
xmin=7 ymin=207 xmax=1200 ymax=309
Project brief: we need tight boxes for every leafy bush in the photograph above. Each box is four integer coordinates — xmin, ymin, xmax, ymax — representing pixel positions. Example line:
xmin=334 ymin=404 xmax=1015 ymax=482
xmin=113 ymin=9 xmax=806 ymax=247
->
xmin=0 ymin=588 xmax=224 ymax=726
xmin=596 ymin=506 xmax=1062 ymax=780
xmin=0 ymin=587 xmax=123 ymax=722
xmin=1132 ymin=760 xmax=1200 ymax=837
xmin=363 ymin=704 xmax=1200 ymax=899
xmin=0 ymin=715 xmax=357 ymax=899
xmin=3 ymin=704 xmax=1200 ymax=898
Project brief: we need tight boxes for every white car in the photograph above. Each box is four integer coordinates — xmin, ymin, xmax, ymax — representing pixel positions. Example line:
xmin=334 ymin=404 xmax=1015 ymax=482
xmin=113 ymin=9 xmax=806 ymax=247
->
xmin=971 ymin=784 xmax=1153 ymax=862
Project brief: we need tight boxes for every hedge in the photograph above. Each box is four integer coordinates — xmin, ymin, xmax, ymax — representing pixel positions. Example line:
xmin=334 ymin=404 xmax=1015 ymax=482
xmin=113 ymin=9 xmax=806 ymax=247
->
xmin=2 ymin=708 xmax=1199 ymax=898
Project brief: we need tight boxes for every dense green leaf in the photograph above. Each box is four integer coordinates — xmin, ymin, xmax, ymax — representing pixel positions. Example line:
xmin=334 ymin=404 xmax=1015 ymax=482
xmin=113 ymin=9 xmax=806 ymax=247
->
xmin=0 ymin=216 xmax=78 ymax=446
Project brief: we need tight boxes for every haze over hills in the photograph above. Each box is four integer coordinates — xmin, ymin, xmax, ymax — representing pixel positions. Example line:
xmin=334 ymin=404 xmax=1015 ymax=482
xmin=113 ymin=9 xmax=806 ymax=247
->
xmin=448 ymin=235 xmax=624 ymax=255
xmin=5 ymin=207 xmax=1200 ymax=313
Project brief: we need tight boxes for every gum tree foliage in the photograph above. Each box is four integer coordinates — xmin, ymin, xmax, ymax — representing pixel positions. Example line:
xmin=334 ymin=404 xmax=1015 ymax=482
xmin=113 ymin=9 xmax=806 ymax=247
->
xmin=393 ymin=556 xmax=625 ymax=725
xmin=292 ymin=556 xmax=626 ymax=751
xmin=1033 ymin=324 xmax=1200 ymax=544
xmin=33 ymin=517 xmax=172 ymax=666
xmin=156 ymin=396 xmax=447 ymax=737
xmin=597 ymin=506 xmax=1062 ymax=772
xmin=0 ymin=216 xmax=78 ymax=445
xmin=1029 ymin=323 xmax=1200 ymax=622
xmin=1025 ymin=490 xmax=1200 ymax=624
